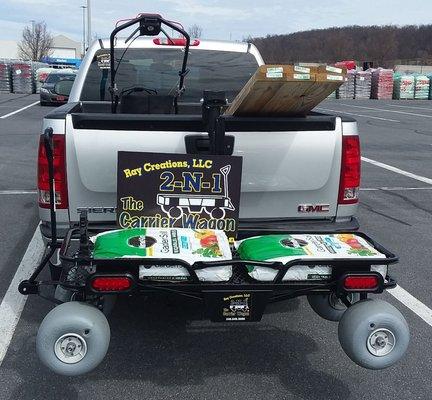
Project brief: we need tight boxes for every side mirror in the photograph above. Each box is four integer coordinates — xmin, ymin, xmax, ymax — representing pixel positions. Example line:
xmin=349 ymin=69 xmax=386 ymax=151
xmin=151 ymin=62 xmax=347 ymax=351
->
xmin=53 ymin=79 xmax=74 ymax=97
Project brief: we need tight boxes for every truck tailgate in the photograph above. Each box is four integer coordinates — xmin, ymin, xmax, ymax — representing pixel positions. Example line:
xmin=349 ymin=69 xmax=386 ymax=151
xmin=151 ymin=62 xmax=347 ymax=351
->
xmin=65 ymin=113 xmax=342 ymax=223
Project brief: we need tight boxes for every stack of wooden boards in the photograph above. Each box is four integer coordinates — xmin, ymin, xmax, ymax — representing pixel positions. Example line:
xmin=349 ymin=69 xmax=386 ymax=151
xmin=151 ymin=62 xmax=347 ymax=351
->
xmin=225 ymin=64 xmax=346 ymax=117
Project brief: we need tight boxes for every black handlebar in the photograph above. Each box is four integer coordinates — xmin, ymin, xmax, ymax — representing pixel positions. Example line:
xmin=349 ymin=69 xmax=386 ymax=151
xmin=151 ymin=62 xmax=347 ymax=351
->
xmin=109 ymin=14 xmax=191 ymax=114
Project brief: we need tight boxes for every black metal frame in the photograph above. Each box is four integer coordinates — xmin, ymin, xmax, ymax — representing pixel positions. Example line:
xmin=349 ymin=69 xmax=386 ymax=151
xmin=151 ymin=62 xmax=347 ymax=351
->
xmin=45 ymin=220 xmax=397 ymax=321
xmin=108 ymin=13 xmax=191 ymax=114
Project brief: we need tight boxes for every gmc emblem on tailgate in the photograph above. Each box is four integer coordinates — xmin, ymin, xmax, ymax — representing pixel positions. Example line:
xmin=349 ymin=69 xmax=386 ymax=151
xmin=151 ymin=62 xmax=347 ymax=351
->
xmin=297 ymin=204 xmax=330 ymax=213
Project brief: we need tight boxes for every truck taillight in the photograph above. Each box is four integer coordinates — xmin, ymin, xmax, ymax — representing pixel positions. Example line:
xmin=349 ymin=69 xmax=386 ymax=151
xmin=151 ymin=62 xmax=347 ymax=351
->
xmin=338 ymin=135 xmax=361 ymax=205
xmin=37 ymin=134 xmax=68 ymax=209
xmin=90 ymin=276 xmax=133 ymax=292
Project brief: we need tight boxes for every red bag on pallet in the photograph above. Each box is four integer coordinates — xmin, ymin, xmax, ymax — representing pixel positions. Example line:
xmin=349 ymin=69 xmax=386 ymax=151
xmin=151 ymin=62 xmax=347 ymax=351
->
xmin=371 ymin=68 xmax=394 ymax=100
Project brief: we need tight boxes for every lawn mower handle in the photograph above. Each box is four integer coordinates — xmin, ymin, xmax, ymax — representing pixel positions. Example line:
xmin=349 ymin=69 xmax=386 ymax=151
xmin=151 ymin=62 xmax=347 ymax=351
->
xmin=109 ymin=13 xmax=191 ymax=113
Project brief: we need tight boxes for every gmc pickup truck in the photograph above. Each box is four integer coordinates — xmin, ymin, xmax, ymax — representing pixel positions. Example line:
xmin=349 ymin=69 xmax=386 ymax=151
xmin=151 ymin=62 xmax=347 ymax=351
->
xmin=27 ymin=15 xmax=411 ymax=378
xmin=38 ymin=36 xmax=361 ymax=247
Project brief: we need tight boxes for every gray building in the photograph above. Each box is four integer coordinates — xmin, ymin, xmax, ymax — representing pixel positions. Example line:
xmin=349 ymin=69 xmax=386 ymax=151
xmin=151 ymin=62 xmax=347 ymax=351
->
xmin=0 ymin=34 xmax=82 ymax=60
xmin=51 ymin=35 xmax=82 ymax=59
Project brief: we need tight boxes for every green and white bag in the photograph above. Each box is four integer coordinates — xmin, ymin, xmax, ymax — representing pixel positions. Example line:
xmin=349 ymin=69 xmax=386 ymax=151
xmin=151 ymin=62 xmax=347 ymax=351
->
xmin=92 ymin=228 xmax=232 ymax=282
xmin=236 ymin=233 xmax=386 ymax=281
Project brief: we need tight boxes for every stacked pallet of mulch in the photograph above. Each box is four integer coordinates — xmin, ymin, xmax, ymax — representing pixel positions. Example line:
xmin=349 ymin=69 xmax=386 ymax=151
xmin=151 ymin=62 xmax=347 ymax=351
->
xmin=0 ymin=62 xmax=12 ymax=93
xmin=429 ymin=75 xmax=432 ymax=100
xmin=34 ymin=65 xmax=53 ymax=93
xmin=354 ymin=70 xmax=372 ymax=99
xmin=393 ymin=73 xmax=415 ymax=99
xmin=337 ymin=70 xmax=356 ymax=99
xmin=371 ymin=68 xmax=394 ymax=100
xmin=414 ymin=74 xmax=430 ymax=100
xmin=11 ymin=62 xmax=34 ymax=94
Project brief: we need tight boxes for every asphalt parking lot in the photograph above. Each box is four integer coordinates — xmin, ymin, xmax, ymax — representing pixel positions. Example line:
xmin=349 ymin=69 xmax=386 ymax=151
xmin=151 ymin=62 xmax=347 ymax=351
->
xmin=0 ymin=94 xmax=431 ymax=400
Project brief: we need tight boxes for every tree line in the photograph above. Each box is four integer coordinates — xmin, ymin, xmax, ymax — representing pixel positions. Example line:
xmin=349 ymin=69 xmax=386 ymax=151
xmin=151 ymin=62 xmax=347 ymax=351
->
xmin=249 ymin=25 xmax=432 ymax=67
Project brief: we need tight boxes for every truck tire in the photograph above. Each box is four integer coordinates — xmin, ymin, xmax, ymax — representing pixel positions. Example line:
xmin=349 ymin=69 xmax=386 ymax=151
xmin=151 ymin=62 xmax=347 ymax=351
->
xmin=338 ymin=299 xmax=409 ymax=369
xmin=307 ymin=292 xmax=360 ymax=321
xmin=36 ymin=302 xmax=110 ymax=376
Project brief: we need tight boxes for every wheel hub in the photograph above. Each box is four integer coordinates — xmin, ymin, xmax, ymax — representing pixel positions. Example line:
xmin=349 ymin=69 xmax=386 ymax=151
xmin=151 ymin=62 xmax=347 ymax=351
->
xmin=54 ymin=333 xmax=87 ymax=364
xmin=367 ymin=328 xmax=396 ymax=357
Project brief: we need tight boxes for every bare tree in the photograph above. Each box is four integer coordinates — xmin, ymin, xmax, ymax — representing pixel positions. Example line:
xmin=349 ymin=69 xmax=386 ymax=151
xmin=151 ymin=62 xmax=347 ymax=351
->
xmin=18 ymin=22 xmax=53 ymax=61
xmin=188 ymin=24 xmax=203 ymax=38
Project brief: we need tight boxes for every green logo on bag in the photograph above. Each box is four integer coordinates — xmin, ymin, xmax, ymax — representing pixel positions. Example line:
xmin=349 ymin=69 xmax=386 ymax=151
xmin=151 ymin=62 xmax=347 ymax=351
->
xmin=280 ymin=237 xmax=308 ymax=248
xmin=128 ymin=235 xmax=157 ymax=248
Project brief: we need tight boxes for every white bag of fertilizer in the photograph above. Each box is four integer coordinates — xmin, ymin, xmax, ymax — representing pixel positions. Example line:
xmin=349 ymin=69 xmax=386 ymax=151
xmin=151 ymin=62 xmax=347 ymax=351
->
xmin=92 ymin=228 xmax=232 ymax=282
xmin=236 ymin=233 xmax=386 ymax=282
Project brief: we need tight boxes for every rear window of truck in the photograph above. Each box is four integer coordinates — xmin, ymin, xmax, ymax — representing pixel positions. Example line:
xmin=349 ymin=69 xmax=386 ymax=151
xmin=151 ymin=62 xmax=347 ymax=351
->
xmin=80 ymin=48 xmax=258 ymax=103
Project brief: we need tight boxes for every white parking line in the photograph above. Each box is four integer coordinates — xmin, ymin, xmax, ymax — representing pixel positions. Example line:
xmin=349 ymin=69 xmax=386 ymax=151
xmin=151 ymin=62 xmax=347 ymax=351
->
xmin=388 ymin=285 xmax=432 ymax=327
xmin=361 ymin=186 xmax=432 ymax=191
xmin=387 ymin=103 xmax=432 ymax=112
xmin=0 ymin=190 xmax=37 ymax=195
xmin=0 ymin=226 xmax=44 ymax=366
xmin=362 ymin=157 xmax=432 ymax=185
xmin=0 ymin=101 xmax=40 ymax=119
xmin=340 ymin=103 xmax=432 ymax=119
xmin=316 ymin=107 xmax=400 ymax=122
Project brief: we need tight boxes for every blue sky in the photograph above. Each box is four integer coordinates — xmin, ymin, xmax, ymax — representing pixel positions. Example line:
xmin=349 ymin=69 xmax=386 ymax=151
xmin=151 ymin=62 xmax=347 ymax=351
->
xmin=1 ymin=0 xmax=432 ymax=43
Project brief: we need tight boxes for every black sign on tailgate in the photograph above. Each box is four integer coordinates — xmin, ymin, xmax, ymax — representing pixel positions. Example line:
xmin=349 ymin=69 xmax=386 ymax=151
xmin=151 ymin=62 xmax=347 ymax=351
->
xmin=117 ymin=151 xmax=242 ymax=241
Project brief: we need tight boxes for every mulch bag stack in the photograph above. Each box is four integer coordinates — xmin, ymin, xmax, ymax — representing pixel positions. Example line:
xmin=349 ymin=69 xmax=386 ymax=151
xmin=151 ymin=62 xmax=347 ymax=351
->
xmin=393 ymin=73 xmax=415 ymax=99
xmin=11 ymin=62 xmax=34 ymax=94
xmin=337 ymin=70 xmax=355 ymax=99
xmin=34 ymin=66 xmax=53 ymax=93
xmin=32 ymin=62 xmax=50 ymax=93
xmin=429 ymin=75 xmax=432 ymax=100
xmin=0 ymin=62 xmax=12 ymax=93
xmin=371 ymin=68 xmax=394 ymax=99
xmin=414 ymin=74 xmax=430 ymax=100
xmin=354 ymin=70 xmax=372 ymax=99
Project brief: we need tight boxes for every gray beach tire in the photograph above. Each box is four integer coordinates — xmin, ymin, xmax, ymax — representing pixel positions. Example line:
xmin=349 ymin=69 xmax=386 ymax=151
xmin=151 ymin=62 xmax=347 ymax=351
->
xmin=307 ymin=292 xmax=360 ymax=321
xmin=36 ymin=302 xmax=110 ymax=376
xmin=338 ymin=299 xmax=409 ymax=369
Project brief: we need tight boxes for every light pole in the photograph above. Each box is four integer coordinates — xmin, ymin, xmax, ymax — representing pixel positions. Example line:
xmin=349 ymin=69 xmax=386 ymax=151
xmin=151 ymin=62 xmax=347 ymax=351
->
xmin=80 ymin=5 xmax=87 ymax=57
xmin=86 ymin=0 xmax=92 ymax=49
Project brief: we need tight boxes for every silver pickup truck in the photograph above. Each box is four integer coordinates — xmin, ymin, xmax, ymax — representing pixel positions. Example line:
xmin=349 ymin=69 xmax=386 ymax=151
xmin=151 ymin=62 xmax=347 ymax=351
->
xmin=27 ymin=16 xmax=410 ymax=377
xmin=38 ymin=37 xmax=361 ymax=242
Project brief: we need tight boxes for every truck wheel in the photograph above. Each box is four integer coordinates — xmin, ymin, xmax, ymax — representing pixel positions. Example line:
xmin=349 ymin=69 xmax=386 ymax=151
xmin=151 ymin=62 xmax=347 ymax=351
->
xmin=36 ymin=302 xmax=110 ymax=376
xmin=307 ymin=292 xmax=360 ymax=321
xmin=338 ymin=299 xmax=409 ymax=369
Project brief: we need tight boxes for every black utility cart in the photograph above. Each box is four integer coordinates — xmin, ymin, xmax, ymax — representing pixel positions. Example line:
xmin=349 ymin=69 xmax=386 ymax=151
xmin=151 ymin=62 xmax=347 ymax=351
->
xmin=19 ymin=14 xmax=409 ymax=376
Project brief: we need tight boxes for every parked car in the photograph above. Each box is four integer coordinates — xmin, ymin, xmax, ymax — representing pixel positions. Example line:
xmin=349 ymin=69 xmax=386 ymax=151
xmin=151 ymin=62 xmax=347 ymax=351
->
xmin=39 ymin=72 xmax=76 ymax=106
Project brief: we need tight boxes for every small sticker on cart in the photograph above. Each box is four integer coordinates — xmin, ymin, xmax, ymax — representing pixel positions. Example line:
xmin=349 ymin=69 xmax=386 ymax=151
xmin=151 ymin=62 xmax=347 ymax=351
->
xmin=222 ymin=293 xmax=251 ymax=321
xmin=97 ymin=53 xmax=111 ymax=69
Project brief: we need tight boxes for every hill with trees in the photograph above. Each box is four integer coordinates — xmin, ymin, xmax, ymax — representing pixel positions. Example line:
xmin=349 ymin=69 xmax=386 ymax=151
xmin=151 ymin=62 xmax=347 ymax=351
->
xmin=250 ymin=25 xmax=432 ymax=67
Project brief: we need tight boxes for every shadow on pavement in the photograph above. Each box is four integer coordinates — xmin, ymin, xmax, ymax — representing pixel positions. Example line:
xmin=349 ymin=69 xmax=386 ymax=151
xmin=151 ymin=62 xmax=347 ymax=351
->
xmin=6 ymin=295 xmax=349 ymax=400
